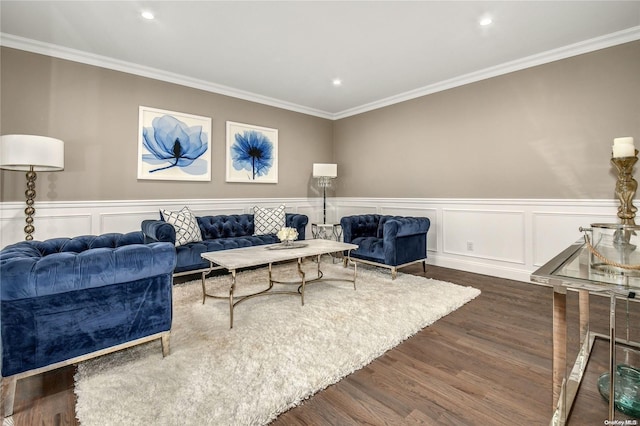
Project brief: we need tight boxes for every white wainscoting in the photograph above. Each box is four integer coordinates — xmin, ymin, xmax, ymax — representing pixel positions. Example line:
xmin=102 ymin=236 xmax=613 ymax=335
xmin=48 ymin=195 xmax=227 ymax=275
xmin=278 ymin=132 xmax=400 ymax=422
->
xmin=0 ymin=198 xmax=321 ymax=248
xmin=0 ymin=197 xmax=622 ymax=283
xmin=336 ymin=198 xmax=620 ymax=283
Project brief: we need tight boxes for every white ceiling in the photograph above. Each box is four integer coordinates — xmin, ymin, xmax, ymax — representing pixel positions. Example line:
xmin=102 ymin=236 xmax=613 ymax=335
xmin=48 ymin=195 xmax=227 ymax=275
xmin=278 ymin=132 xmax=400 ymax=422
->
xmin=1 ymin=1 xmax=640 ymax=119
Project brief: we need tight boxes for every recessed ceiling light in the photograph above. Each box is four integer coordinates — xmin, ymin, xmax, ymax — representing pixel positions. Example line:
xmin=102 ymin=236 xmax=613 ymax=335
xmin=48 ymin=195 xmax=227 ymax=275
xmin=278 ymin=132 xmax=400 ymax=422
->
xmin=479 ymin=16 xmax=493 ymax=26
xmin=141 ymin=11 xmax=155 ymax=20
xmin=332 ymin=78 xmax=342 ymax=86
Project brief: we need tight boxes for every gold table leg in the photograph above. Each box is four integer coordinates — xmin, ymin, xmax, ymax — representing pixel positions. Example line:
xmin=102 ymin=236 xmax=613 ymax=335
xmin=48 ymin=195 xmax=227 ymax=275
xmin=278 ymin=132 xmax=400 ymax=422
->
xmin=201 ymin=271 xmax=207 ymax=304
xmin=229 ymin=269 xmax=236 ymax=329
xmin=298 ymin=258 xmax=306 ymax=305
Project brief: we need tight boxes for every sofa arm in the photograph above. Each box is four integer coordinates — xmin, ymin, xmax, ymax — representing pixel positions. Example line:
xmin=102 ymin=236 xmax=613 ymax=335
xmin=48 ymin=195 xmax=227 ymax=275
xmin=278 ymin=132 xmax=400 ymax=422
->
xmin=382 ymin=217 xmax=430 ymax=265
xmin=383 ymin=217 xmax=431 ymax=239
xmin=341 ymin=217 xmax=354 ymax=243
xmin=286 ymin=213 xmax=309 ymax=240
xmin=142 ymin=219 xmax=176 ymax=245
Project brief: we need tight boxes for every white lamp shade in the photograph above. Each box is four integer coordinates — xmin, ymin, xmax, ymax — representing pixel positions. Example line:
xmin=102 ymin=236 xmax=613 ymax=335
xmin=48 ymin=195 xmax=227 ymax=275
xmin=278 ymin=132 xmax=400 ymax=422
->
xmin=313 ymin=163 xmax=337 ymax=178
xmin=0 ymin=135 xmax=65 ymax=171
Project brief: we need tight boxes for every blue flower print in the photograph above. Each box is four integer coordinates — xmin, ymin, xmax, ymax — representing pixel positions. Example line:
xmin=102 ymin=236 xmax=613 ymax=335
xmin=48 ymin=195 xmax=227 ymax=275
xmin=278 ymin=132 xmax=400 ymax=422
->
xmin=231 ymin=130 xmax=274 ymax=180
xmin=142 ymin=115 xmax=208 ymax=173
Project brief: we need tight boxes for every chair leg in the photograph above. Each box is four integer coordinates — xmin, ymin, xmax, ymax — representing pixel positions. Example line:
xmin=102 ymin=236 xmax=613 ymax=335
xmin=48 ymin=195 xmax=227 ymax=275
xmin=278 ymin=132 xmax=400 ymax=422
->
xmin=423 ymin=260 xmax=426 ymax=273
xmin=1 ymin=375 xmax=16 ymax=418
xmin=161 ymin=333 xmax=171 ymax=357
xmin=391 ymin=267 xmax=397 ymax=280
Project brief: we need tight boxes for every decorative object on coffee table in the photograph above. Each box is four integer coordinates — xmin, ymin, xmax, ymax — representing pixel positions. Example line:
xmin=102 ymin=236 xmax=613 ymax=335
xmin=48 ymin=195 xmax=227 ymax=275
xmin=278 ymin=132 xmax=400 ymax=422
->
xmin=270 ymin=227 xmax=307 ymax=249
xmin=277 ymin=226 xmax=298 ymax=245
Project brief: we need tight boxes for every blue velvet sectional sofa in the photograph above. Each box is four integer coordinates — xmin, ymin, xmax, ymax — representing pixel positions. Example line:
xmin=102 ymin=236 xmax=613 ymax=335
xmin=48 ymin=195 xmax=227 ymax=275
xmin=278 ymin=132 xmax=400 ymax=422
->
xmin=142 ymin=213 xmax=308 ymax=275
xmin=341 ymin=214 xmax=431 ymax=279
xmin=0 ymin=231 xmax=176 ymax=417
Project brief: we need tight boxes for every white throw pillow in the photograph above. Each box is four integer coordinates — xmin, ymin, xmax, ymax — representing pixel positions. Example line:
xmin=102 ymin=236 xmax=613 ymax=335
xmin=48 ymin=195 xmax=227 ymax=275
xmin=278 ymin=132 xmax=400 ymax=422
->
xmin=253 ymin=205 xmax=286 ymax=236
xmin=161 ymin=206 xmax=203 ymax=247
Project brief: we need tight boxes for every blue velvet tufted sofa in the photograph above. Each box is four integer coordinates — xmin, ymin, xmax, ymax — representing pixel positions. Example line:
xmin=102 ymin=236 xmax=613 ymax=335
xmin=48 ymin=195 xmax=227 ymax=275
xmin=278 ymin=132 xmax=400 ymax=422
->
xmin=341 ymin=215 xmax=431 ymax=279
xmin=0 ymin=231 xmax=176 ymax=417
xmin=142 ymin=213 xmax=308 ymax=276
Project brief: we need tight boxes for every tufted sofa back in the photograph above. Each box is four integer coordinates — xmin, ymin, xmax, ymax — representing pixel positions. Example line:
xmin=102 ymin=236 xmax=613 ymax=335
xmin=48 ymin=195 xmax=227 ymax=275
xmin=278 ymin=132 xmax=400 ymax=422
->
xmin=198 ymin=214 xmax=255 ymax=239
xmin=6 ymin=232 xmax=146 ymax=257
xmin=342 ymin=214 xmax=430 ymax=240
xmin=0 ymin=231 xmax=175 ymax=301
xmin=343 ymin=214 xmax=381 ymax=240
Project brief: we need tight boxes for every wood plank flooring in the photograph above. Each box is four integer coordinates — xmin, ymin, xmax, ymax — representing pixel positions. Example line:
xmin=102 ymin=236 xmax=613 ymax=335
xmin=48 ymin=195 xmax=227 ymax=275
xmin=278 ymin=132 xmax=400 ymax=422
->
xmin=5 ymin=264 xmax=640 ymax=425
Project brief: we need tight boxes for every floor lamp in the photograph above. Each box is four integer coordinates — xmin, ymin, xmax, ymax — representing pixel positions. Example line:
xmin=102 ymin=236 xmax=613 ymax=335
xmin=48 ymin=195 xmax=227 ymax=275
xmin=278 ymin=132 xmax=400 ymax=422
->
xmin=313 ymin=163 xmax=337 ymax=224
xmin=0 ymin=135 xmax=65 ymax=241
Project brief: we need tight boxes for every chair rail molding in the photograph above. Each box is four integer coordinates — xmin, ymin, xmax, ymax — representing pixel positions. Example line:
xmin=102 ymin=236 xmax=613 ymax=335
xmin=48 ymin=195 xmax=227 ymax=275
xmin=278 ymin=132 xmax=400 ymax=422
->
xmin=335 ymin=197 xmax=620 ymax=282
xmin=0 ymin=198 xmax=319 ymax=249
xmin=0 ymin=196 xmax=623 ymax=283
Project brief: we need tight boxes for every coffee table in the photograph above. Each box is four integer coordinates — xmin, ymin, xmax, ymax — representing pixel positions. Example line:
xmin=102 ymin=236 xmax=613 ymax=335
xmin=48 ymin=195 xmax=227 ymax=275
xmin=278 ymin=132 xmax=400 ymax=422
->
xmin=200 ymin=239 xmax=358 ymax=328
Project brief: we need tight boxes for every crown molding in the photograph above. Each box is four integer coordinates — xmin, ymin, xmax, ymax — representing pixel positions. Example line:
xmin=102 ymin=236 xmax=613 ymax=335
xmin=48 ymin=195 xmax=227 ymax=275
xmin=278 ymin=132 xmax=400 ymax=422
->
xmin=332 ymin=26 xmax=640 ymax=120
xmin=0 ymin=33 xmax=334 ymax=120
xmin=2 ymin=26 xmax=639 ymax=121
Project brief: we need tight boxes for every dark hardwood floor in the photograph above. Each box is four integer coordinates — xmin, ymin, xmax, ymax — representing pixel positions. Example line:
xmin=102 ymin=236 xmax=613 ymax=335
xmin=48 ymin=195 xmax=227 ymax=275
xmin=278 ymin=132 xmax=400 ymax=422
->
xmin=5 ymin=264 xmax=640 ymax=425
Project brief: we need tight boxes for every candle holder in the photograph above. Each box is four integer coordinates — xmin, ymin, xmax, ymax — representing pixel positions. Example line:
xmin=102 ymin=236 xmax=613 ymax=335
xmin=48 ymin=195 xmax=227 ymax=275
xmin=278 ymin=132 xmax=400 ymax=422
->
xmin=612 ymin=150 xmax=638 ymax=226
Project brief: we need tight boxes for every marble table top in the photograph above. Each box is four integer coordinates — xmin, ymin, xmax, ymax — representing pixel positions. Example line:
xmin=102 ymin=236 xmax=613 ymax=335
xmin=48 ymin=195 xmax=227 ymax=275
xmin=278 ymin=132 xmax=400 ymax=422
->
xmin=201 ymin=239 xmax=358 ymax=271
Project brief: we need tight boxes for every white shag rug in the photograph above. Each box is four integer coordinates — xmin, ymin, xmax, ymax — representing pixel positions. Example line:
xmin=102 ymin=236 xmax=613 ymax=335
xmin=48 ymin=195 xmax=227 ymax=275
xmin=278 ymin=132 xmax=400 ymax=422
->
xmin=74 ymin=261 xmax=480 ymax=426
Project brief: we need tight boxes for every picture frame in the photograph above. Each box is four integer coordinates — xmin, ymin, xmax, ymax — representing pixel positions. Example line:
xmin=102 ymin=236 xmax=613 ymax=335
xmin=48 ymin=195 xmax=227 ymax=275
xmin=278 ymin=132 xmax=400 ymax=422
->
xmin=226 ymin=121 xmax=278 ymax=183
xmin=138 ymin=106 xmax=212 ymax=181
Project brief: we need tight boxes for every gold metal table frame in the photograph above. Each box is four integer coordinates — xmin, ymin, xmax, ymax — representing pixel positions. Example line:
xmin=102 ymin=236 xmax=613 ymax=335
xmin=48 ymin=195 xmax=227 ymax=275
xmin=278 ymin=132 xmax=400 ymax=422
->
xmin=200 ymin=240 xmax=359 ymax=328
xmin=532 ymin=241 xmax=640 ymax=425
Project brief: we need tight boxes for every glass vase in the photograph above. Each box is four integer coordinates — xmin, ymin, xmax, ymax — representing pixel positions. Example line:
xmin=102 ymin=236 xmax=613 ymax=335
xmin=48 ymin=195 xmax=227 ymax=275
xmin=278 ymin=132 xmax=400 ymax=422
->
xmin=598 ymin=363 xmax=640 ymax=417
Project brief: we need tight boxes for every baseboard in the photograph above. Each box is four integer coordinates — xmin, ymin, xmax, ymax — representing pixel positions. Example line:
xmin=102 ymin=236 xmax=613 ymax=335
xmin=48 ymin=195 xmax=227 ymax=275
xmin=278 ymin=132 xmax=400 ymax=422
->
xmin=428 ymin=254 xmax=535 ymax=283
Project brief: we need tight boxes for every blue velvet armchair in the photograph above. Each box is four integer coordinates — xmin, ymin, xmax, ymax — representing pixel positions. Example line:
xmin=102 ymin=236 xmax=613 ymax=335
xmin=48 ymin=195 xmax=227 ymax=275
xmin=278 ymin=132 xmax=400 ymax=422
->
xmin=341 ymin=215 xmax=431 ymax=279
xmin=0 ymin=232 xmax=176 ymax=418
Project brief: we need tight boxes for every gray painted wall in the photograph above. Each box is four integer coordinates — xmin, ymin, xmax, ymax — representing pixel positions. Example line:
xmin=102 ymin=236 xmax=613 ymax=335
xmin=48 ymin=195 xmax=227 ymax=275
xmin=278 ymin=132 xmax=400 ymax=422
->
xmin=0 ymin=48 xmax=334 ymax=202
xmin=334 ymin=41 xmax=640 ymax=199
xmin=2 ymin=41 xmax=639 ymax=203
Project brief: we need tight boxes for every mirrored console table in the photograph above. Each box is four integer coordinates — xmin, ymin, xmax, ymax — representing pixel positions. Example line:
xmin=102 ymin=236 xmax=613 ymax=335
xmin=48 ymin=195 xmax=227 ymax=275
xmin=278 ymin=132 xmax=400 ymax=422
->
xmin=531 ymin=240 xmax=640 ymax=425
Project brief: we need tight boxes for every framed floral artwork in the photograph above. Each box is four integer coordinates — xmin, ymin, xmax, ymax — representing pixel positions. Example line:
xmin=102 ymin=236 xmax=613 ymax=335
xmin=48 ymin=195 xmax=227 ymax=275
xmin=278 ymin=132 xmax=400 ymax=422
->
xmin=226 ymin=121 xmax=278 ymax=183
xmin=138 ymin=106 xmax=212 ymax=181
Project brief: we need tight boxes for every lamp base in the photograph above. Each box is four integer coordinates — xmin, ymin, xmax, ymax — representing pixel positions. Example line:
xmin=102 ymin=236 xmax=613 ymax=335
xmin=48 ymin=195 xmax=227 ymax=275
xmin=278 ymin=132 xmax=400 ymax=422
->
xmin=24 ymin=168 xmax=37 ymax=241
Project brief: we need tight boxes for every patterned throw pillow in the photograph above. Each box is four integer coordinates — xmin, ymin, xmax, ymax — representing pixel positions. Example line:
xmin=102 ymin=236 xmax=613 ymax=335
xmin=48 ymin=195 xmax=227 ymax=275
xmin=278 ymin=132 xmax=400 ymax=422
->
xmin=253 ymin=205 xmax=286 ymax=236
xmin=160 ymin=206 xmax=203 ymax=247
